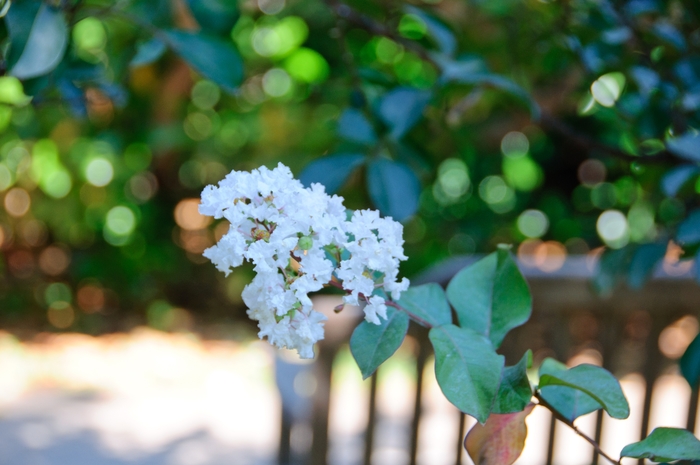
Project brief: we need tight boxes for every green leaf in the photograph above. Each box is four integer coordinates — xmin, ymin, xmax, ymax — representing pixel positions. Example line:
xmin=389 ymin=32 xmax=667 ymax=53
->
xmin=405 ymin=6 xmax=456 ymax=56
xmin=628 ymin=243 xmax=666 ymax=289
xmin=186 ymin=0 xmax=239 ymax=35
xmin=661 ymin=165 xmax=700 ymax=197
xmin=5 ymin=0 xmax=41 ymax=69
xmin=164 ymin=30 xmax=243 ymax=93
xmin=366 ymin=158 xmax=420 ymax=221
xmin=436 ymin=55 xmax=539 ymax=117
xmin=429 ymin=324 xmax=504 ymax=423
xmin=350 ymin=306 xmax=409 ymax=380
xmin=446 ymin=247 xmax=531 ymax=348
xmin=299 ymin=153 xmax=365 ymax=194
xmin=337 ymin=109 xmax=377 ymax=145
xmin=465 ymin=403 xmax=535 ymax=465
xmin=397 ymin=283 xmax=452 ymax=328
xmin=130 ymin=38 xmax=167 ymax=68
xmin=667 ymin=132 xmax=700 ymax=163
xmin=681 ymin=333 xmax=700 ymax=388
xmin=377 ymin=87 xmax=431 ymax=140
xmin=492 ymin=350 xmax=533 ymax=414
xmin=621 ymin=427 xmax=700 ymax=462
xmin=677 ymin=209 xmax=700 ymax=246
xmin=8 ymin=3 xmax=68 ymax=80
xmin=538 ymin=363 xmax=630 ymax=419
xmin=538 ymin=358 xmax=602 ymax=422
xmin=593 ymin=247 xmax=634 ymax=296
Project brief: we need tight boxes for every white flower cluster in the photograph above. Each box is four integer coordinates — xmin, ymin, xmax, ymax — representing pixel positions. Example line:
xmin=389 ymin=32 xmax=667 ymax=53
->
xmin=199 ymin=163 xmax=409 ymax=358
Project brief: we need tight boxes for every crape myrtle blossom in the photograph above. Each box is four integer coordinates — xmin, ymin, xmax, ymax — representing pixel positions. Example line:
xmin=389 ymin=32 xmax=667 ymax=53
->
xmin=199 ymin=163 xmax=409 ymax=358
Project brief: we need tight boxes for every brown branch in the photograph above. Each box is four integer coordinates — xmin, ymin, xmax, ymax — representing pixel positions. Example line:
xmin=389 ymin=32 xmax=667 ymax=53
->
xmin=534 ymin=391 xmax=621 ymax=465
xmin=322 ymin=0 xmax=439 ymax=68
xmin=326 ymin=279 xmax=434 ymax=328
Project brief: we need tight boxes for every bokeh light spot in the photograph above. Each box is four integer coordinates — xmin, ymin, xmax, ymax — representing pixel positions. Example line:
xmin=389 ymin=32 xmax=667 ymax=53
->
xmin=4 ymin=187 xmax=31 ymax=217
xmin=47 ymin=301 xmax=75 ymax=329
xmin=39 ymin=246 xmax=71 ymax=276
xmin=517 ymin=209 xmax=549 ymax=238
xmin=175 ymin=199 xmax=212 ymax=231
xmin=658 ymin=315 xmax=699 ymax=359
xmin=502 ymin=156 xmax=542 ymax=191
xmin=106 ymin=206 xmax=136 ymax=236
xmin=578 ymin=159 xmax=606 ymax=187
xmin=591 ymin=72 xmax=625 ymax=107
xmin=77 ymin=283 xmax=105 ymax=313
xmin=437 ymin=158 xmax=470 ymax=200
xmin=501 ymin=131 xmax=529 ymax=158
xmin=85 ymin=158 xmax=114 ymax=187
xmin=262 ymin=68 xmax=292 ymax=97
xmin=597 ymin=210 xmax=629 ymax=248
xmin=191 ymin=80 xmax=221 ymax=110
xmin=284 ymin=48 xmax=329 ymax=83
xmin=45 ymin=282 xmax=72 ymax=306
xmin=0 ymin=163 xmax=13 ymax=191
xmin=0 ymin=77 xmax=31 ymax=105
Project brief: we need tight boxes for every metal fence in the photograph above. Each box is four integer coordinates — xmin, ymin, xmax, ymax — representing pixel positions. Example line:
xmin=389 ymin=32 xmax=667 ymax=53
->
xmin=276 ymin=256 xmax=700 ymax=465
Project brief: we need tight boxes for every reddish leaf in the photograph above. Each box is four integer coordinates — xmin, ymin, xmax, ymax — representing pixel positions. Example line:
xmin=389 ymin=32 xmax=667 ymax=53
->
xmin=465 ymin=403 xmax=535 ymax=465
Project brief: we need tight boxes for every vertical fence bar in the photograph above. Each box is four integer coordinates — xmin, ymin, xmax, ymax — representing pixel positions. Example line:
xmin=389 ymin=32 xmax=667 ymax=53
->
xmin=545 ymin=413 xmax=556 ymax=465
xmin=362 ymin=372 xmax=378 ymax=465
xmin=687 ymin=385 xmax=699 ymax=433
xmin=310 ymin=347 xmax=336 ymax=465
xmin=455 ymin=412 xmax=466 ymax=465
xmin=638 ymin=314 xmax=665 ymax=465
xmin=409 ymin=346 xmax=428 ymax=465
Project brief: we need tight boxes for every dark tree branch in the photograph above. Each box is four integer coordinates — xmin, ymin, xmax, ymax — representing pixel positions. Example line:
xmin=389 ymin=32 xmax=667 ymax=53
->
xmin=322 ymin=0 xmax=439 ymax=68
xmin=539 ymin=112 xmax=679 ymax=165
xmin=535 ymin=391 xmax=622 ymax=465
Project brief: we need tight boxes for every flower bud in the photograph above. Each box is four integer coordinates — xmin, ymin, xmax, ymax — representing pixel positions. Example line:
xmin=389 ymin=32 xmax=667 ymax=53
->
xmin=298 ymin=235 xmax=313 ymax=251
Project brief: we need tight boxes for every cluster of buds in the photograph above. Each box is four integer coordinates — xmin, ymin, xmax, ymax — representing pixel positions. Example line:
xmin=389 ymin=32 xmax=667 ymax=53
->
xmin=199 ymin=163 xmax=409 ymax=358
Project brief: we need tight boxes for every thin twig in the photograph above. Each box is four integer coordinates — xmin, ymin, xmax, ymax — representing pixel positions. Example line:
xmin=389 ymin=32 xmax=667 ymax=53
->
xmin=539 ymin=112 xmax=678 ymax=165
xmin=534 ymin=391 xmax=621 ymax=465
xmin=322 ymin=0 xmax=439 ymax=68
xmin=326 ymin=279 xmax=434 ymax=328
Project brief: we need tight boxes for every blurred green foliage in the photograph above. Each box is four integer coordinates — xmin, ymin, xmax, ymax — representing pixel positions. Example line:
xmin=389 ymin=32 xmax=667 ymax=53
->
xmin=1 ymin=0 xmax=700 ymax=333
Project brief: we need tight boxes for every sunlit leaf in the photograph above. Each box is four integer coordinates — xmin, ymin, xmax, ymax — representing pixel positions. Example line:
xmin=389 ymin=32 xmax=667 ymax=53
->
xmin=446 ymin=247 xmax=531 ymax=348
xmin=164 ymin=30 xmax=243 ymax=93
xmin=366 ymin=158 xmax=420 ymax=221
xmin=397 ymin=283 xmax=452 ymax=328
xmin=538 ymin=358 xmax=602 ymax=422
xmin=429 ymin=324 xmax=504 ymax=423
xmin=621 ymin=427 xmax=700 ymax=462
xmin=465 ymin=403 xmax=535 ymax=465
xmin=8 ymin=4 xmax=68 ymax=80
xmin=538 ymin=363 xmax=629 ymax=419
xmin=350 ymin=306 xmax=409 ymax=379
xmin=299 ymin=153 xmax=365 ymax=194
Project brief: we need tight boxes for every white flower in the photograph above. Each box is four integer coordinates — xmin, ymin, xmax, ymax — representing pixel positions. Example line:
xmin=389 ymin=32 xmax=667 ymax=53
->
xmin=200 ymin=163 xmax=410 ymax=358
